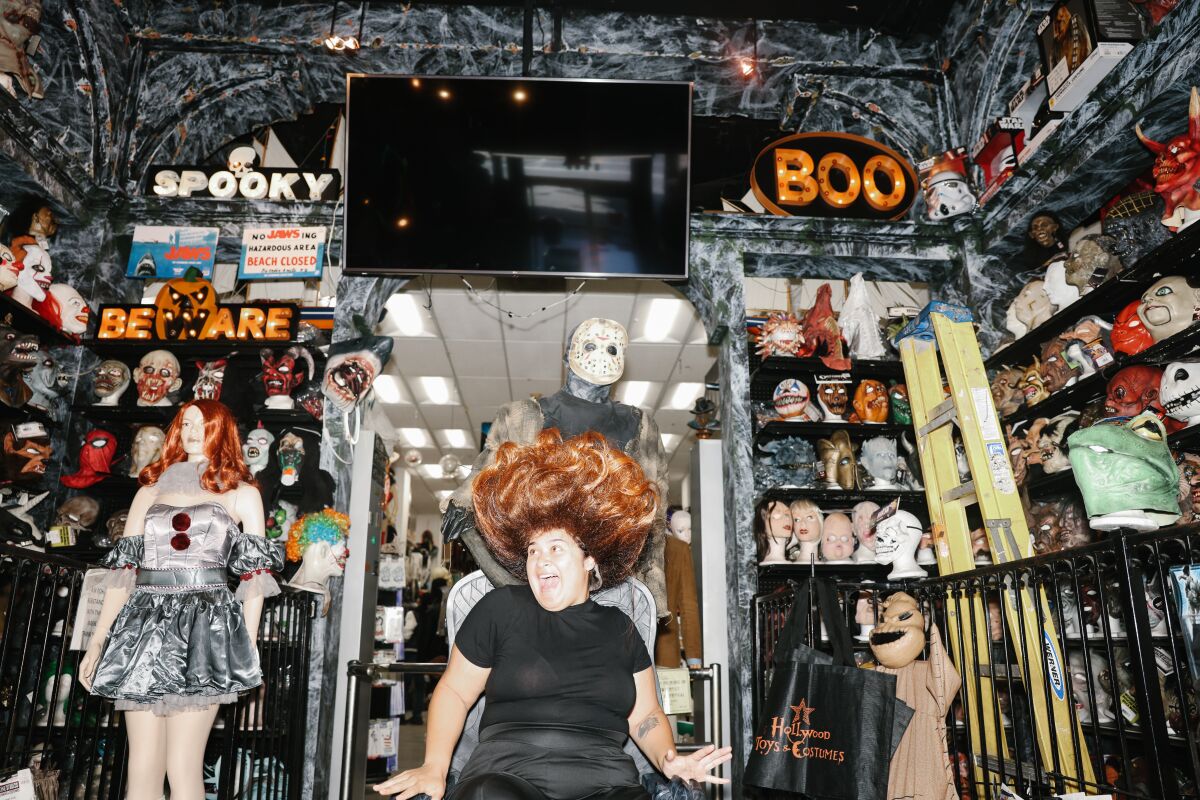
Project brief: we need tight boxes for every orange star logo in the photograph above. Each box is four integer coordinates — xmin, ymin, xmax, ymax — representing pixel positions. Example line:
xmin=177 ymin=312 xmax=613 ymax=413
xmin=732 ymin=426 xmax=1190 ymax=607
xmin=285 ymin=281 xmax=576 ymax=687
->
xmin=790 ymin=700 xmax=815 ymax=726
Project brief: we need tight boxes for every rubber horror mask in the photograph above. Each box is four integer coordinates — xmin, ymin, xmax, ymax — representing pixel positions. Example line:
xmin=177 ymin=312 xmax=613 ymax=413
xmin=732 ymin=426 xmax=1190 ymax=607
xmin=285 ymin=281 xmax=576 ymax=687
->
xmin=277 ymin=432 xmax=305 ymax=487
xmin=127 ymin=426 xmax=165 ymax=478
xmin=850 ymin=379 xmax=888 ymax=424
xmin=991 ymin=366 xmax=1026 ymax=417
xmin=869 ymin=592 xmax=925 ymax=669
xmin=889 ymin=384 xmax=912 ymax=425
xmin=567 ymin=318 xmax=627 ymax=385
xmin=1021 ymin=359 xmax=1049 ymax=406
xmin=134 ymin=349 xmax=181 ymax=406
xmin=1112 ymin=300 xmax=1153 ymax=356
xmin=322 ymin=333 xmax=394 ymax=413
xmin=1067 ymin=413 xmax=1181 ymax=530
xmin=1009 ymin=280 xmax=1054 ymax=334
xmin=1040 ymin=336 xmax=1081 ymax=393
xmin=61 ymin=429 xmax=118 ymax=488
xmin=816 ymin=376 xmax=851 ymax=420
xmin=816 ymin=430 xmax=857 ymax=490
xmin=772 ymin=378 xmax=820 ymax=421
xmin=1105 ymin=365 xmax=1164 ymax=417
xmin=820 ymin=513 xmax=855 ymax=562
xmin=4 ymin=431 xmax=49 ymax=477
xmin=1136 ymin=87 xmax=1200 ymax=230
xmin=861 ymin=436 xmax=902 ymax=489
xmin=243 ymin=425 xmax=276 ymax=475
xmin=92 ymin=359 xmax=130 ymax=406
xmin=193 ymin=359 xmax=227 ymax=401
xmin=1038 ymin=411 xmax=1081 ymax=474
xmin=261 ymin=346 xmax=314 ymax=409
xmin=1137 ymin=276 xmax=1200 ymax=343
xmin=1064 ymin=236 xmax=1123 ymax=290
xmin=1161 ymin=361 xmax=1200 ymax=427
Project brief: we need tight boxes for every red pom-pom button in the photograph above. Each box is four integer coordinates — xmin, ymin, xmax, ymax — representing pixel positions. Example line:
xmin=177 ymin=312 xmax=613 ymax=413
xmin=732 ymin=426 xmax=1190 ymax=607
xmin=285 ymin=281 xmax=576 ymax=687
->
xmin=240 ymin=568 xmax=269 ymax=581
xmin=170 ymin=533 xmax=191 ymax=551
xmin=171 ymin=512 xmax=191 ymax=532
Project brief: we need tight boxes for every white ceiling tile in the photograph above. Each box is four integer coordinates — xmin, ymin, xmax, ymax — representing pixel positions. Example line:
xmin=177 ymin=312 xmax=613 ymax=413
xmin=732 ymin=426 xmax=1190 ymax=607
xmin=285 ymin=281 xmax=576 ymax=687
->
xmin=509 ymin=377 xmax=561 ymax=400
xmin=393 ymin=338 xmax=453 ymax=377
xmin=564 ymin=292 xmax=639 ymax=330
xmin=650 ymin=408 xmax=694 ymax=431
xmin=415 ymin=405 xmax=471 ymax=428
xmin=504 ymin=341 xmax=566 ymax=381
xmin=500 ymin=306 xmax=567 ymax=342
xmin=383 ymin=403 xmax=422 ymax=429
xmin=673 ymin=343 xmax=719 ymax=381
xmin=445 ymin=339 xmax=507 ymax=378
xmin=623 ymin=343 xmax=682 ymax=381
xmin=458 ymin=377 xmax=513 ymax=407
xmin=429 ymin=293 xmax=504 ymax=340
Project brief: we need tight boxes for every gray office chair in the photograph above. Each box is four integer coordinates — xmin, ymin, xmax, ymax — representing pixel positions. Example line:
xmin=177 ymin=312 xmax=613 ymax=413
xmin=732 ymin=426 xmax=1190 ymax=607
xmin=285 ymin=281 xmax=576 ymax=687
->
xmin=444 ymin=570 xmax=661 ymax=781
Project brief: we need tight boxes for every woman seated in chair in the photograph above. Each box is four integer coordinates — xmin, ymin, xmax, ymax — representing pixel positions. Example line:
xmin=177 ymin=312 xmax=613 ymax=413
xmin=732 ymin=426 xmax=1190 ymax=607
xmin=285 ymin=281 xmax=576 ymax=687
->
xmin=376 ymin=430 xmax=731 ymax=800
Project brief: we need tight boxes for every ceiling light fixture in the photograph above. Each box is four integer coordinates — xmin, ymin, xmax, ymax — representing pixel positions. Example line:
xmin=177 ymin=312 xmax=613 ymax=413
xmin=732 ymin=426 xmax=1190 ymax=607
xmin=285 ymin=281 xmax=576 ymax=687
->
xmin=399 ymin=427 xmax=429 ymax=448
xmin=621 ymin=381 xmax=652 ymax=408
xmin=643 ymin=298 xmax=683 ymax=342
xmin=323 ymin=1 xmax=365 ymax=51
xmin=667 ymin=382 xmax=704 ymax=410
xmin=385 ymin=293 xmax=425 ymax=337
xmin=440 ymin=428 xmax=470 ymax=449
xmin=374 ymin=375 xmax=401 ymax=403
xmin=420 ymin=376 xmax=452 ymax=404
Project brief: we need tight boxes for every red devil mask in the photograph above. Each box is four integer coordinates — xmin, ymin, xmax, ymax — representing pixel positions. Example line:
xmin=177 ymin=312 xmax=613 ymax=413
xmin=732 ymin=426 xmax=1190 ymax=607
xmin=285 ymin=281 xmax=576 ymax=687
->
xmin=1136 ymin=87 xmax=1200 ymax=228
xmin=61 ymin=429 xmax=118 ymax=488
xmin=1105 ymin=365 xmax=1164 ymax=417
xmin=260 ymin=347 xmax=313 ymax=397
xmin=1112 ymin=300 xmax=1153 ymax=356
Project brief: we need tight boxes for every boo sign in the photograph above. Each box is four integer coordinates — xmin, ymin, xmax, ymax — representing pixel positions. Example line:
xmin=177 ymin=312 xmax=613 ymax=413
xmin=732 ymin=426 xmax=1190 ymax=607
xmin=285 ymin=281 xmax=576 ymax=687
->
xmin=238 ymin=226 xmax=327 ymax=280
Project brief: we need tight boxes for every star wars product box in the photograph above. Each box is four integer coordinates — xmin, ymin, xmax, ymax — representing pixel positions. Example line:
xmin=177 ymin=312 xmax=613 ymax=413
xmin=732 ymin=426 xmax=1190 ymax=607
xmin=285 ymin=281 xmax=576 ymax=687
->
xmin=1037 ymin=0 xmax=1147 ymax=113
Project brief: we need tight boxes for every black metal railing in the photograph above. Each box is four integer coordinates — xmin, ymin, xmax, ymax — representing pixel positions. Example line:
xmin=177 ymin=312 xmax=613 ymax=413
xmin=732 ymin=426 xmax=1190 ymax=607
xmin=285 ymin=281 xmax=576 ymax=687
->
xmin=752 ymin=527 xmax=1200 ymax=800
xmin=0 ymin=544 xmax=318 ymax=800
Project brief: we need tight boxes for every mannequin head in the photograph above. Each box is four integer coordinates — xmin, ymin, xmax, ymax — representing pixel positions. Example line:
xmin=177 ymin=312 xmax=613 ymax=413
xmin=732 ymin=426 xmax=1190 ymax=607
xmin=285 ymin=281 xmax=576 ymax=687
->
xmin=1112 ymin=300 xmax=1153 ymax=355
xmin=471 ymin=429 xmax=657 ymax=599
xmin=128 ymin=426 xmax=166 ymax=478
xmin=755 ymin=498 xmax=793 ymax=560
xmin=861 ymin=436 xmax=900 ymax=487
xmin=1010 ymin=280 xmax=1053 ymax=331
xmin=1043 ymin=256 xmax=1080 ymax=309
xmin=816 ymin=431 xmax=857 ymax=490
xmin=852 ymin=501 xmax=880 ymax=551
xmin=1138 ymin=276 xmax=1200 ymax=343
xmin=869 ymin=593 xmax=926 ymax=668
xmin=889 ymin=384 xmax=911 ymax=425
xmin=991 ymin=366 xmax=1026 ymax=417
xmin=789 ymin=500 xmax=822 ymax=543
xmin=92 ymin=360 xmax=130 ymax=404
xmin=668 ymin=509 xmax=692 ymax=544
xmin=852 ymin=380 xmax=888 ymax=423
xmin=1105 ymin=365 xmax=1164 ymax=417
xmin=567 ymin=318 xmax=627 ymax=386
xmin=139 ymin=400 xmax=255 ymax=492
xmin=134 ymin=349 xmax=182 ymax=406
xmin=242 ymin=425 xmax=275 ymax=474
xmin=821 ymin=513 xmax=855 ymax=561
xmin=816 ymin=377 xmax=851 ymax=420
xmin=1040 ymin=336 xmax=1080 ymax=393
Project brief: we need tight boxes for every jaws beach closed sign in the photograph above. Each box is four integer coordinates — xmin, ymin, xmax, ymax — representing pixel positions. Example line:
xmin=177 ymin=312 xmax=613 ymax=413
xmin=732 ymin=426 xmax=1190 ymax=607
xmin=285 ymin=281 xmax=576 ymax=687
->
xmin=238 ymin=226 xmax=327 ymax=280
xmin=749 ymin=132 xmax=917 ymax=221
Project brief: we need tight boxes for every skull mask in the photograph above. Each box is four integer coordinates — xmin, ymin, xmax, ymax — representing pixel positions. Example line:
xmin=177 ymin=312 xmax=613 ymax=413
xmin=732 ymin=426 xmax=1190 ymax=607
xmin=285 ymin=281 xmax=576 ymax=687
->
xmin=193 ymin=359 xmax=227 ymax=401
xmin=54 ymin=496 xmax=99 ymax=534
xmin=1137 ymin=276 xmax=1200 ymax=343
xmin=889 ymin=384 xmax=912 ymax=425
xmin=128 ymin=426 xmax=166 ymax=478
xmin=869 ymin=592 xmax=926 ymax=669
xmin=772 ymin=378 xmax=819 ymax=421
xmin=1161 ymin=361 xmax=1200 ymax=426
xmin=61 ymin=429 xmax=118 ymax=488
xmin=873 ymin=507 xmax=928 ymax=580
xmin=135 ymin=350 xmax=182 ymax=406
xmin=820 ymin=513 xmax=855 ymax=562
xmin=93 ymin=359 xmax=131 ymax=405
xmin=816 ymin=376 xmax=851 ymax=420
xmin=1112 ymin=299 xmax=1153 ymax=356
xmin=278 ymin=432 xmax=305 ymax=487
xmin=567 ymin=318 xmax=627 ymax=386
xmin=1105 ymin=365 xmax=1164 ymax=417
xmin=991 ymin=366 xmax=1026 ymax=417
xmin=243 ymin=425 xmax=276 ymax=475
xmin=1040 ymin=336 xmax=1081 ymax=393
xmin=816 ymin=430 xmax=857 ymax=490
xmin=851 ymin=379 xmax=889 ymax=424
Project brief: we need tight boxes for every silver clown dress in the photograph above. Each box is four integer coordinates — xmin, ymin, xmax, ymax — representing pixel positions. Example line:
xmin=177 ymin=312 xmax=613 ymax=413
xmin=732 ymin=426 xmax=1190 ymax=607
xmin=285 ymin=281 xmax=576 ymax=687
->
xmin=90 ymin=462 xmax=284 ymax=715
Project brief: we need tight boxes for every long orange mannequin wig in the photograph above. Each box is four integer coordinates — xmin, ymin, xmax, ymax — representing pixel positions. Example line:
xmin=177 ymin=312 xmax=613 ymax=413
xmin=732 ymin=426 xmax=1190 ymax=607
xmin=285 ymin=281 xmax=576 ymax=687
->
xmin=139 ymin=399 xmax=256 ymax=493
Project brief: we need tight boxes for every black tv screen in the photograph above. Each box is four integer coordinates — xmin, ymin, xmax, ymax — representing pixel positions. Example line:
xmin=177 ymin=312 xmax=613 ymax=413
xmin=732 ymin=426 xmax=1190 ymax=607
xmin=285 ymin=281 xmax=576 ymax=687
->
xmin=343 ymin=75 xmax=692 ymax=279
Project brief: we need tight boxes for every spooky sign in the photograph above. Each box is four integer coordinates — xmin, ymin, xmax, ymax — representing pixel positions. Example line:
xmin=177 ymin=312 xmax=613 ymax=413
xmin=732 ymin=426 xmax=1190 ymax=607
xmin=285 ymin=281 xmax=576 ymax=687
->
xmin=147 ymin=166 xmax=341 ymax=202
xmin=95 ymin=276 xmax=298 ymax=342
xmin=749 ymin=132 xmax=918 ymax=221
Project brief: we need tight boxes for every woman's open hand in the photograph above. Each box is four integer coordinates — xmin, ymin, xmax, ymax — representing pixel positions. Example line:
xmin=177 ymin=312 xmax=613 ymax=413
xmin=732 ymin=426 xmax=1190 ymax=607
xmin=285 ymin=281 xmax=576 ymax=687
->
xmin=661 ymin=744 xmax=733 ymax=785
xmin=374 ymin=763 xmax=447 ymax=800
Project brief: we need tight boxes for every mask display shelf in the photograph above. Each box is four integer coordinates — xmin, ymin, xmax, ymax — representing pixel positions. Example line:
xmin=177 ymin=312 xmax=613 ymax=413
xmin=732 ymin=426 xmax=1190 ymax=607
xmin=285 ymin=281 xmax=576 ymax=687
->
xmin=749 ymin=352 xmax=905 ymax=380
xmin=760 ymin=487 xmax=927 ymax=511
xmin=0 ymin=292 xmax=79 ymax=348
xmin=0 ymin=401 xmax=54 ymax=426
xmin=1023 ymin=468 xmax=1080 ymax=499
xmin=69 ymin=404 xmax=315 ymax=427
xmin=755 ymin=420 xmax=911 ymax=441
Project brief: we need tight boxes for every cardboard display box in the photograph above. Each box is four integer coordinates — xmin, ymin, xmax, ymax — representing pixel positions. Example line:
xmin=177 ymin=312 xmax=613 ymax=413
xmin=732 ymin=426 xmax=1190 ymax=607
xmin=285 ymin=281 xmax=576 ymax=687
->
xmin=1036 ymin=0 xmax=1147 ymax=112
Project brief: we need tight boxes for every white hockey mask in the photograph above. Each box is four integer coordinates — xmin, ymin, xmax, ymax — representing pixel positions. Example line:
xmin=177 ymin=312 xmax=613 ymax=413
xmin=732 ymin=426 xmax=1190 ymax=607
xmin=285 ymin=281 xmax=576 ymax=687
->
xmin=567 ymin=318 xmax=627 ymax=386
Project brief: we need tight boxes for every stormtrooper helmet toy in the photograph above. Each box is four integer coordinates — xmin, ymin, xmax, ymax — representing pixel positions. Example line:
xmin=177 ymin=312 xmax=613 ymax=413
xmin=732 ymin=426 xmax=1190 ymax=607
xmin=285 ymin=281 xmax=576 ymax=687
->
xmin=873 ymin=503 xmax=928 ymax=580
xmin=923 ymin=165 xmax=977 ymax=221
xmin=567 ymin=318 xmax=627 ymax=386
xmin=1161 ymin=361 xmax=1200 ymax=427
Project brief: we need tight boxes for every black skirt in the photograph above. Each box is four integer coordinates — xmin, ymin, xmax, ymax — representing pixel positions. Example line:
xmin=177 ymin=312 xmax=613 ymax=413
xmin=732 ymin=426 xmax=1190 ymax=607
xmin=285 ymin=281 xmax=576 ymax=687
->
xmin=451 ymin=723 xmax=649 ymax=800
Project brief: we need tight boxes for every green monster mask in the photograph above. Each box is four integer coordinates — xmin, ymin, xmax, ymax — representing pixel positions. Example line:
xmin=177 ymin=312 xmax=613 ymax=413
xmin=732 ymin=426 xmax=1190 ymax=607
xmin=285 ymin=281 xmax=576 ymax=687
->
xmin=1066 ymin=413 xmax=1182 ymax=531
xmin=889 ymin=384 xmax=912 ymax=425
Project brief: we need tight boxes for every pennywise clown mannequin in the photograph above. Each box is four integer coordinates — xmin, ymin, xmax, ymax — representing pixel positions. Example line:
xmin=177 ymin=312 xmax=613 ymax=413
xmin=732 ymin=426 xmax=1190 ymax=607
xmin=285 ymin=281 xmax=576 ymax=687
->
xmin=443 ymin=318 xmax=670 ymax=616
xmin=788 ymin=499 xmax=822 ymax=563
xmin=78 ymin=400 xmax=282 ymax=800
xmin=755 ymin=499 xmax=794 ymax=564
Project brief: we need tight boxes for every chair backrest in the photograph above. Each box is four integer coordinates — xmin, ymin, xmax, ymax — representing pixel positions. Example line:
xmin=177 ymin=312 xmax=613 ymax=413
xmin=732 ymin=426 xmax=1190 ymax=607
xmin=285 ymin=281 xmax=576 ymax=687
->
xmin=445 ymin=570 xmax=659 ymax=778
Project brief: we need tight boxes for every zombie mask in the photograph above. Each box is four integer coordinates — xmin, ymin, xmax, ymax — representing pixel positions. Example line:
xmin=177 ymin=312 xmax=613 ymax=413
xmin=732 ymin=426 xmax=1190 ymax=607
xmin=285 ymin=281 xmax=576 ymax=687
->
xmin=1038 ymin=411 xmax=1081 ymax=474
xmin=991 ymin=366 xmax=1026 ymax=417
xmin=277 ymin=432 xmax=305 ymax=487
xmin=92 ymin=359 xmax=131 ymax=406
xmin=135 ymin=349 xmax=182 ymax=406
xmin=102 ymin=509 xmax=130 ymax=548
xmin=0 ymin=243 xmax=18 ymax=291
xmin=1007 ymin=424 xmax=1033 ymax=485
xmin=772 ymin=378 xmax=820 ymax=421
xmin=1043 ymin=256 xmax=1079 ymax=309
xmin=1161 ymin=361 xmax=1200 ymax=426
xmin=789 ymin=500 xmax=822 ymax=543
xmin=1135 ymin=87 xmax=1200 ymax=230
xmin=1031 ymin=497 xmax=1090 ymax=553
xmin=567 ymin=318 xmax=627 ymax=385
xmin=0 ymin=0 xmax=43 ymax=97
xmin=243 ymin=425 xmax=275 ymax=475
xmin=820 ymin=513 xmax=855 ymax=562
xmin=1137 ymin=276 xmax=1200 ymax=343
xmin=1112 ymin=299 xmax=1153 ymax=355
xmin=850 ymin=380 xmax=888 ymax=424
xmin=323 ymin=332 xmax=394 ymax=413
xmin=1065 ymin=236 xmax=1123 ymax=290
xmin=261 ymin=346 xmax=314 ymax=408
xmin=852 ymin=501 xmax=880 ymax=553
xmin=816 ymin=430 xmax=857 ymax=490
xmin=1040 ymin=337 xmax=1081 ymax=393
xmin=1105 ymin=365 xmax=1164 ymax=417
xmin=1067 ymin=413 xmax=1181 ymax=530
xmin=128 ymin=426 xmax=165 ymax=478
xmin=1029 ymin=212 xmax=1063 ymax=250
xmin=816 ymin=376 xmax=851 ymax=420
xmin=4 ymin=431 xmax=49 ymax=476
xmin=869 ymin=592 xmax=926 ymax=669
xmin=193 ymin=359 xmax=227 ymax=401
xmin=54 ymin=496 xmax=99 ymax=534
xmin=61 ymin=429 xmax=118 ymax=488
xmin=755 ymin=312 xmax=804 ymax=359
xmin=861 ymin=436 xmax=902 ymax=489
xmin=1020 ymin=359 xmax=1049 ymax=406
xmin=1010 ymin=280 xmax=1054 ymax=333
xmin=889 ymin=384 xmax=912 ymax=425
xmin=25 ymin=355 xmax=69 ymax=412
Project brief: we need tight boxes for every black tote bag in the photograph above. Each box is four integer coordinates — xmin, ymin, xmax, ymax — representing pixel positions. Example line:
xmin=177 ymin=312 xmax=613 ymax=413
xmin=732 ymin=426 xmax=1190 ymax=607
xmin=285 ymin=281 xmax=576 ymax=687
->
xmin=745 ymin=579 xmax=912 ymax=800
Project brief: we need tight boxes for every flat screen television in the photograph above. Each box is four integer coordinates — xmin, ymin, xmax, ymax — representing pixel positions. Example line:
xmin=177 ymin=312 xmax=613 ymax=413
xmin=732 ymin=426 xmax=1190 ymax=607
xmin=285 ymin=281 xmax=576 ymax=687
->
xmin=343 ymin=75 xmax=692 ymax=279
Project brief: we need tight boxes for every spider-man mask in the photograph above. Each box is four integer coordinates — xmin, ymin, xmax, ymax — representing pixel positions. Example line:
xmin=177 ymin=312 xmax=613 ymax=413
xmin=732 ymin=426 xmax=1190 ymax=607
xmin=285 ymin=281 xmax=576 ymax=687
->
xmin=1112 ymin=300 xmax=1153 ymax=356
xmin=61 ymin=429 xmax=118 ymax=488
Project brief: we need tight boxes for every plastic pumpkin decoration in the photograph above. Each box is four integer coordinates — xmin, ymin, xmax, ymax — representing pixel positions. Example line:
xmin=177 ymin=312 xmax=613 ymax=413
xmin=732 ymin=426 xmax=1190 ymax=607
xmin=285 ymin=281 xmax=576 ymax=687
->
xmin=154 ymin=275 xmax=218 ymax=340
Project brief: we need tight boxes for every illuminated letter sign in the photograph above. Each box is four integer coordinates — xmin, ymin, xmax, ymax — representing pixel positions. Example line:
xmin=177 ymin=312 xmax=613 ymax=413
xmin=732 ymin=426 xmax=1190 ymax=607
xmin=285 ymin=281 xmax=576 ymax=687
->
xmin=96 ymin=278 xmax=298 ymax=342
xmin=749 ymin=133 xmax=917 ymax=221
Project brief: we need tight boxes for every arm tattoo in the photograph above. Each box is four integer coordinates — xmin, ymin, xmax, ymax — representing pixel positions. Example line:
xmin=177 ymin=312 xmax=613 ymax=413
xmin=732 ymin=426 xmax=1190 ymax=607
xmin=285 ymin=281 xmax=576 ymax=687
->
xmin=635 ymin=715 xmax=660 ymax=740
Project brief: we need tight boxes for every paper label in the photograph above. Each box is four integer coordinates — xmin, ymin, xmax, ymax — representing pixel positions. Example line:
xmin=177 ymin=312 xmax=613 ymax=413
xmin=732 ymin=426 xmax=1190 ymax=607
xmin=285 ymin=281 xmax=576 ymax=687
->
xmin=1083 ymin=338 xmax=1114 ymax=367
xmin=45 ymin=525 xmax=75 ymax=548
xmin=987 ymin=442 xmax=1016 ymax=495
xmin=69 ymin=569 xmax=109 ymax=650
xmin=972 ymin=388 xmax=1001 ymax=440
xmin=1154 ymin=646 xmax=1175 ymax=676
xmin=656 ymin=667 xmax=694 ymax=715
xmin=13 ymin=422 xmax=46 ymax=439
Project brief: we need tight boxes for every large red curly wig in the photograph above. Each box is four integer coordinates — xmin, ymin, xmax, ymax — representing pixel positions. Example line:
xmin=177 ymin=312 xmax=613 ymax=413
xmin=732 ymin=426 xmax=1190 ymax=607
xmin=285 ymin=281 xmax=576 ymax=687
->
xmin=472 ymin=428 xmax=659 ymax=586
xmin=139 ymin=399 xmax=256 ymax=492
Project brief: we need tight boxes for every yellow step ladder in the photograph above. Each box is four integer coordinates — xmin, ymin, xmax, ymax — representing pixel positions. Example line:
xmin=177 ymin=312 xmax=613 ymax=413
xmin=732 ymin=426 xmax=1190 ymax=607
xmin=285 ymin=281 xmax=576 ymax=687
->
xmin=894 ymin=302 xmax=1095 ymax=796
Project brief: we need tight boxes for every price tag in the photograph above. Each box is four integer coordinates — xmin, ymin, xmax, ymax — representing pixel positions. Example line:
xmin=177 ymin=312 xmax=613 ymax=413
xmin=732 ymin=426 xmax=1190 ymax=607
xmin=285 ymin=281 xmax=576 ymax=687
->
xmin=656 ymin=667 xmax=694 ymax=715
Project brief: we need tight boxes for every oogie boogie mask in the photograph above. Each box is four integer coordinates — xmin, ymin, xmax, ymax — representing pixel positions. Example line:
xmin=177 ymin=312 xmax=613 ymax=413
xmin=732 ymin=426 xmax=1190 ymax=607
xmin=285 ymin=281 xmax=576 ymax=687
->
xmin=568 ymin=318 xmax=628 ymax=385
xmin=869 ymin=592 xmax=926 ymax=669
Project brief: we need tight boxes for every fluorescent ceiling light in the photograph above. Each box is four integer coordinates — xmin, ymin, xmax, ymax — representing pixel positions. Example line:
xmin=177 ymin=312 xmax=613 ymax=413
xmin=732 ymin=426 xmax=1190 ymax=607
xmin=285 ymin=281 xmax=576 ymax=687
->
xmin=418 ymin=464 xmax=443 ymax=479
xmin=660 ymin=433 xmax=681 ymax=450
xmin=438 ymin=428 xmax=471 ymax=449
xmin=385 ymin=293 xmax=427 ymax=337
xmin=420 ymin=376 xmax=452 ymax=404
xmin=398 ymin=427 xmax=429 ymax=448
xmin=642 ymin=298 xmax=683 ymax=342
xmin=620 ymin=381 xmax=652 ymax=408
xmin=667 ymin=382 xmax=704 ymax=410
xmin=374 ymin=375 xmax=401 ymax=403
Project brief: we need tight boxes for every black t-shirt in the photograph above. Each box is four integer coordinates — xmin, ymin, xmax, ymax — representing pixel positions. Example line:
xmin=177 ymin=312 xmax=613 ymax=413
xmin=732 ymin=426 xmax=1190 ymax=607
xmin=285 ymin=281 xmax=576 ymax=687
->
xmin=455 ymin=585 xmax=652 ymax=734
